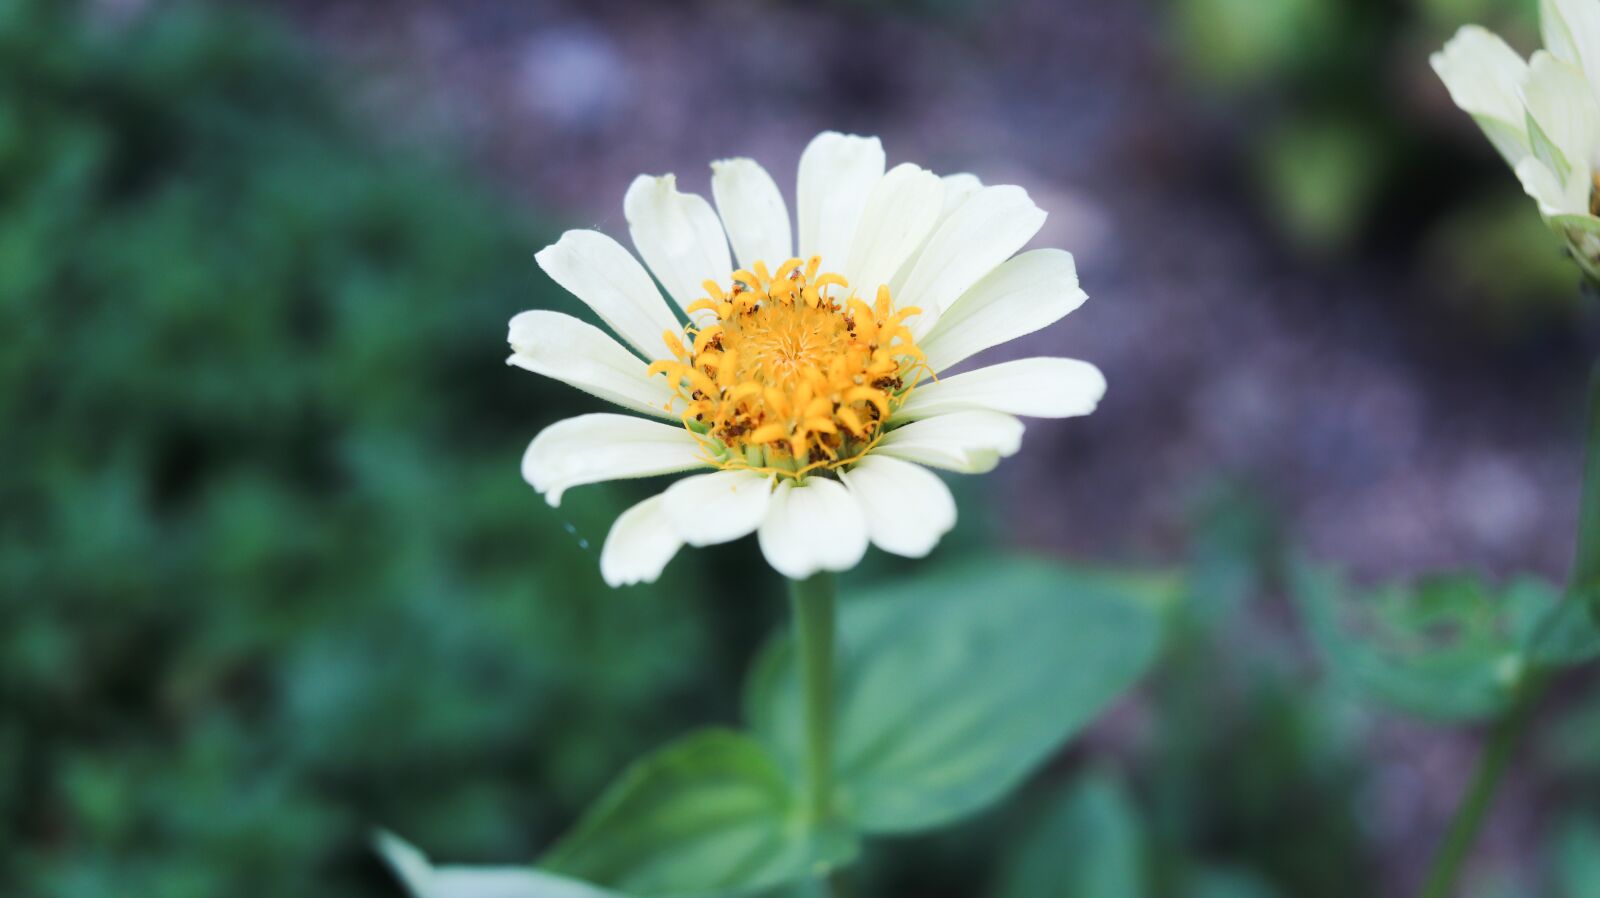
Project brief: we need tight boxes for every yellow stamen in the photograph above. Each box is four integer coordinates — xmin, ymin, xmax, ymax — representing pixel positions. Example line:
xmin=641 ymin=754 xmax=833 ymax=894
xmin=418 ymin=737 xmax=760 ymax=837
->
xmin=650 ymin=256 xmax=929 ymax=479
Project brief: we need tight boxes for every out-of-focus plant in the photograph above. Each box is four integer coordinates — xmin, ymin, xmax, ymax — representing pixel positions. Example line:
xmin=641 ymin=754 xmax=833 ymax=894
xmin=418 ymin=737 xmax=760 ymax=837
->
xmin=1290 ymin=370 xmax=1600 ymax=894
xmin=0 ymin=1 xmax=745 ymax=895
xmin=1164 ymin=0 xmax=1592 ymax=333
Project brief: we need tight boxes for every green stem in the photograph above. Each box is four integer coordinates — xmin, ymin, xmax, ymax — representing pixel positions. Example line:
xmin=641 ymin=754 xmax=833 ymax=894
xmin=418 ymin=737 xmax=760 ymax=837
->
xmin=1417 ymin=677 xmax=1541 ymax=898
xmin=788 ymin=573 xmax=838 ymax=823
xmin=1417 ymin=362 xmax=1600 ymax=898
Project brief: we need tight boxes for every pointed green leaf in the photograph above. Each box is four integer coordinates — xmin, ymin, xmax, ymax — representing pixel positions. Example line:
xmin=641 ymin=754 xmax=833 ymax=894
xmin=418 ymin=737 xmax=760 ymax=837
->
xmin=746 ymin=558 xmax=1170 ymax=834
xmin=540 ymin=729 xmax=857 ymax=898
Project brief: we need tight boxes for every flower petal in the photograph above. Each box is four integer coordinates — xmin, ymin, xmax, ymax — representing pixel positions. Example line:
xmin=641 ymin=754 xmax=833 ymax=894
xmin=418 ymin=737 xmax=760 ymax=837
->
xmin=841 ymin=163 xmax=945 ymax=296
xmin=937 ymin=173 xmax=984 ymax=223
xmin=838 ymin=456 xmax=956 ymax=558
xmin=893 ymin=357 xmax=1106 ymax=422
xmin=919 ymin=249 xmax=1088 ymax=374
xmin=535 ymin=230 xmax=683 ymax=361
xmin=507 ymin=310 xmax=679 ymax=420
xmin=1430 ymin=25 xmax=1532 ymax=166
xmin=662 ymin=468 xmax=773 ymax=547
xmin=711 ymin=158 xmax=792 ymax=269
xmin=1543 ymin=0 xmax=1600 ymax=98
xmin=757 ymin=478 xmax=868 ymax=579
xmin=624 ymin=174 xmax=732 ymax=317
xmin=600 ymin=493 xmax=685 ymax=587
xmin=521 ymin=413 xmax=707 ymax=507
xmin=796 ymin=132 xmax=886 ymax=268
xmin=1516 ymin=155 xmax=1585 ymax=217
xmin=901 ymin=184 xmax=1047 ymax=338
xmin=375 ymin=831 xmax=619 ymax=898
xmin=875 ymin=411 xmax=1025 ymax=474
xmin=1520 ymin=50 xmax=1600 ymax=187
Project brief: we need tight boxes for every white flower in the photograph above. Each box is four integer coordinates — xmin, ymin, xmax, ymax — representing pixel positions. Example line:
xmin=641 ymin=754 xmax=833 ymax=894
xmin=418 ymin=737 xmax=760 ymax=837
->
xmin=1433 ymin=0 xmax=1600 ymax=279
xmin=375 ymin=831 xmax=615 ymax=898
xmin=512 ymin=131 xmax=1104 ymax=586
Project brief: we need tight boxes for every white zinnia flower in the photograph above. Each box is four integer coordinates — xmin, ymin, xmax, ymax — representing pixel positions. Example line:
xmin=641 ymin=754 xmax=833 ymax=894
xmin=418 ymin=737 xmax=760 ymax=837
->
xmin=1433 ymin=0 xmax=1600 ymax=280
xmin=512 ymin=131 xmax=1104 ymax=586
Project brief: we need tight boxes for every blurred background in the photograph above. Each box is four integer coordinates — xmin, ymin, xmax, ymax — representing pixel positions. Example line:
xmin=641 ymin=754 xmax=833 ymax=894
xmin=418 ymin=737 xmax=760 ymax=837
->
xmin=4 ymin=0 xmax=1600 ymax=895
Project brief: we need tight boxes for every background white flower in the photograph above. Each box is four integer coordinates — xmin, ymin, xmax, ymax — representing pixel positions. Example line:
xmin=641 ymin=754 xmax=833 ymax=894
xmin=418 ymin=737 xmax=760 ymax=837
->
xmin=511 ymin=131 xmax=1104 ymax=585
xmin=1433 ymin=0 xmax=1600 ymax=279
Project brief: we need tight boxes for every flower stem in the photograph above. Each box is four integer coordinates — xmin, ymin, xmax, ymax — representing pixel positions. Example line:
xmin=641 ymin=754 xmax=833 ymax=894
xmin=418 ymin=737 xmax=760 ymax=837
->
xmin=1416 ymin=677 xmax=1540 ymax=898
xmin=788 ymin=573 xmax=837 ymax=823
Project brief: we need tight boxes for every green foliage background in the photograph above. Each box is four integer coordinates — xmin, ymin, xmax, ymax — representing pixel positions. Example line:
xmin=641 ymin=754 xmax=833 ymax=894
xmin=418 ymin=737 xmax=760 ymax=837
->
xmin=0 ymin=2 xmax=761 ymax=894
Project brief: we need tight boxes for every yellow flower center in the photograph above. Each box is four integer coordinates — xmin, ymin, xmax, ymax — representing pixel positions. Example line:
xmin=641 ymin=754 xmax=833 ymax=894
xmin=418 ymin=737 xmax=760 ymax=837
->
xmin=647 ymin=256 xmax=929 ymax=478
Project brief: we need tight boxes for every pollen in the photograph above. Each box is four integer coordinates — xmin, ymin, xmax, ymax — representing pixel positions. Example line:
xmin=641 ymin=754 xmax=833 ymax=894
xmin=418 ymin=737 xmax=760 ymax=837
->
xmin=647 ymin=256 xmax=929 ymax=478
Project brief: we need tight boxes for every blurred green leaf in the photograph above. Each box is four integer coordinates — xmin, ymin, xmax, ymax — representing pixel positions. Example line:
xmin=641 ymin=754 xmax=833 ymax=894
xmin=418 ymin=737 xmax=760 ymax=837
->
xmin=1555 ymin=814 xmax=1600 ymax=898
xmin=992 ymin=772 xmax=1146 ymax=898
xmin=1170 ymin=0 xmax=1333 ymax=85
xmin=746 ymin=559 xmax=1172 ymax=834
xmin=1257 ymin=115 xmax=1385 ymax=253
xmin=1291 ymin=563 xmax=1544 ymax=721
xmin=540 ymin=729 xmax=857 ymax=897
xmin=1524 ymin=588 xmax=1600 ymax=668
xmin=1184 ymin=868 xmax=1280 ymax=898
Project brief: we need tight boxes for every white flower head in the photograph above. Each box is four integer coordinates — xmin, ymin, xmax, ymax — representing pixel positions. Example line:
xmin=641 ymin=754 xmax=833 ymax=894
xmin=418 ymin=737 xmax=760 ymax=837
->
xmin=1433 ymin=0 xmax=1600 ymax=280
xmin=512 ymin=131 xmax=1104 ymax=586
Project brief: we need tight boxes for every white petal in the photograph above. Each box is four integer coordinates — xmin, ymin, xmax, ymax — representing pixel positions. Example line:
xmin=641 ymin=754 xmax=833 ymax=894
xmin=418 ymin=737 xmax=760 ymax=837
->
xmin=841 ymin=163 xmax=944 ymax=297
xmin=375 ymin=831 xmax=618 ymax=898
xmin=1430 ymin=25 xmax=1532 ymax=165
xmin=920 ymin=249 xmax=1088 ymax=374
xmin=938 ymin=173 xmax=984 ymax=223
xmin=796 ymin=132 xmax=886 ymax=267
xmin=900 ymin=184 xmax=1047 ymax=338
xmin=535 ymin=230 xmax=682 ymax=361
xmin=600 ymin=493 xmax=684 ymax=587
xmin=894 ymin=357 xmax=1106 ymax=421
xmin=662 ymin=468 xmax=773 ymax=547
xmin=521 ymin=413 xmax=707 ymax=507
xmin=624 ymin=174 xmax=732 ymax=317
xmin=507 ymin=310 xmax=678 ymax=420
xmin=1520 ymin=50 xmax=1600 ymax=182
xmin=1544 ymin=0 xmax=1600 ymax=98
xmin=757 ymin=478 xmax=868 ymax=579
xmin=711 ymin=158 xmax=792 ymax=268
xmin=888 ymin=172 xmax=988 ymax=296
xmin=875 ymin=411 xmax=1025 ymax=474
xmin=1516 ymin=155 xmax=1586 ymax=216
xmin=838 ymin=456 xmax=955 ymax=558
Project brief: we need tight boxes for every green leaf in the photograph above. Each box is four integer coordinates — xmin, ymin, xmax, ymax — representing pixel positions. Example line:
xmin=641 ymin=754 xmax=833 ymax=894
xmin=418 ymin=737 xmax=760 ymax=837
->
xmin=539 ymin=729 xmax=857 ymax=898
xmin=1523 ymin=585 xmax=1600 ymax=668
xmin=1555 ymin=814 xmax=1600 ymax=898
xmin=992 ymin=772 xmax=1146 ymax=898
xmin=1291 ymin=563 xmax=1534 ymax=721
xmin=746 ymin=558 xmax=1170 ymax=834
xmin=1184 ymin=868 xmax=1280 ymax=898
